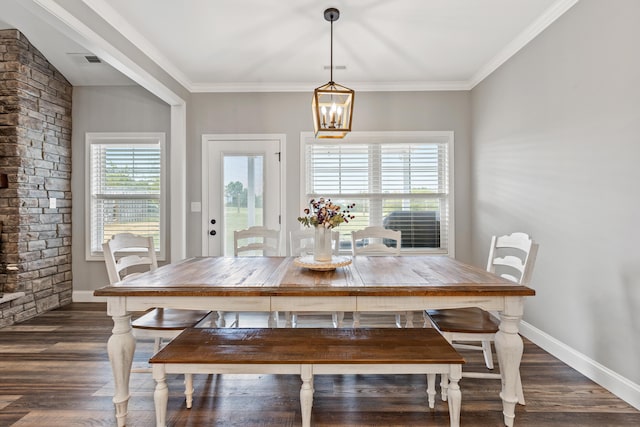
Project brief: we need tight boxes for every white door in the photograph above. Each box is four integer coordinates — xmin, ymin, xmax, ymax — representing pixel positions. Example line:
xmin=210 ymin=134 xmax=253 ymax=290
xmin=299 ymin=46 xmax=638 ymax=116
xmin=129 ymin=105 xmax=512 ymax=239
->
xmin=202 ymin=137 xmax=281 ymax=256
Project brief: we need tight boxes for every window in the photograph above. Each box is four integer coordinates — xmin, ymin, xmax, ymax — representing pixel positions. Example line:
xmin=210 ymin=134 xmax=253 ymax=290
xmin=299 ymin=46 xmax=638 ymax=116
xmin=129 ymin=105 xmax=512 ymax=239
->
xmin=301 ymin=131 xmax=454 ymax=255
xmin=86 ymin=133 xmax=166 ymax=260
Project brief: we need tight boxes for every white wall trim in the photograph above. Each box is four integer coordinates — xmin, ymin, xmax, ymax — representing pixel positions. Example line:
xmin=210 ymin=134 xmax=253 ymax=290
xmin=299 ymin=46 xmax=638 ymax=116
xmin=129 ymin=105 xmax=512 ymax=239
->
xmin=520 ymin=320 xmax=640 ymax=410
xmin=170 ymin=104 xmax=187 ymax=261
xmin=190 ymin=81 xmax=473 ymax=93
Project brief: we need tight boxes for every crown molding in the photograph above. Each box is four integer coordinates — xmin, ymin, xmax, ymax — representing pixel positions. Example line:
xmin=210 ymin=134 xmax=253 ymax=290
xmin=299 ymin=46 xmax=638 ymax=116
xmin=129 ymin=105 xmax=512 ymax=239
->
xmin=469 ymin=0 xmax=580 ymax=88
xmin=190 ymin=80 xmax=472 ymax=93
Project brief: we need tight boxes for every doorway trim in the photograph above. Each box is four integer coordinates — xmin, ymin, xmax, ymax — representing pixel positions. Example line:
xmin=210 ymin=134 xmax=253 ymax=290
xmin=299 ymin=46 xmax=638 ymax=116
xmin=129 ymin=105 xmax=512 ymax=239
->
xmin=201 ymin=134 xmax=287 ymax=256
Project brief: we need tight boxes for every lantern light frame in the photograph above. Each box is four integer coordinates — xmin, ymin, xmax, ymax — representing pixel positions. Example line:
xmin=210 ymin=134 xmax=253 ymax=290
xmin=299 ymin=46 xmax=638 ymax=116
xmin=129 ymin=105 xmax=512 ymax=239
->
xmin=312 ymin=8 xmax=354 ymax=139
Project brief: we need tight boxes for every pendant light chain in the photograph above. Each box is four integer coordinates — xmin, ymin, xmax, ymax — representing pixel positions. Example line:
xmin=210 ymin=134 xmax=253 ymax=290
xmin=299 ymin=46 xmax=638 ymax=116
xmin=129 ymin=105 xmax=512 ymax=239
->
xmin=330 ymin=18 xmax=334 ymax=84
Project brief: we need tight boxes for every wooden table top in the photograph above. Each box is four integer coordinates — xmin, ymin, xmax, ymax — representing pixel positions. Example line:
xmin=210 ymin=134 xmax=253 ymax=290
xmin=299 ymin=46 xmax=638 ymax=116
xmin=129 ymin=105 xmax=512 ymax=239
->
xmin=149 ymin=328 xmax=466 ymax=365
xmin=94 ymin=256 xmax=535 ymax=298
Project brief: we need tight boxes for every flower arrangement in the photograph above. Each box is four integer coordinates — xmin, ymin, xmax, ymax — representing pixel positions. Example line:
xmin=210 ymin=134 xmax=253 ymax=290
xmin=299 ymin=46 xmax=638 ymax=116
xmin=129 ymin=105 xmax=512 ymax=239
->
xmin=297 ymin=198 xmax=355 ymax=229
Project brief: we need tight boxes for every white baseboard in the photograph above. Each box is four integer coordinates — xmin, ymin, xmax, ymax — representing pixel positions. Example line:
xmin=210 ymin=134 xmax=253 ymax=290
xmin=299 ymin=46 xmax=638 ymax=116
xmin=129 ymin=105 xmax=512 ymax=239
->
xmin=520 ymin=320 xmax=640 ymax=410
xmin=72 ymin=290 xmax=106 ymax=302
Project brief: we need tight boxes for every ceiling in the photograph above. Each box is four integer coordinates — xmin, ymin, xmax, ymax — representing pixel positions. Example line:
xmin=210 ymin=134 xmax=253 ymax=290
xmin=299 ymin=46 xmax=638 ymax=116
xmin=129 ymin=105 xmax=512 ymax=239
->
xmin=0 ymin=0 xmax=578 ymax=92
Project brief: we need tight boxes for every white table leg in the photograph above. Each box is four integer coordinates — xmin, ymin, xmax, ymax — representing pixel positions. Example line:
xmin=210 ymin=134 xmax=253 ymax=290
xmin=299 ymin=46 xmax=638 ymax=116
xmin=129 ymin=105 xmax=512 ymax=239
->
xmin=300 ymin=365 xmax=313 ymax=427
xmin=447 ymin=365 xmax=462 ymax=427
xmin=107 ymin=313 xmax=135 ymax=427
xmin=153 ymin=364 xmax=168 ymax=427
xmin=495 ymin=298 xmax=524 ymax=427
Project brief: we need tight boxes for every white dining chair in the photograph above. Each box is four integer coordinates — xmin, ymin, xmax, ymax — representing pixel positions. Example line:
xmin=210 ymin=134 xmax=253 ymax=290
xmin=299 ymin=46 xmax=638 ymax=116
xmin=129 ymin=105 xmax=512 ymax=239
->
xmin=230 ymin=226 xmax=281 ymax=327
xmin=288 ymin=228 xmax=343 ymax=327
xmin=233 ymin=226 xmax=280 ymax=256
xmin=351 ymin=226 xmax=407 ymax=328
xmin=103 ymin=233 xmax=211 ymax=408
xmin=425 ymin=232 xmax=538 ymax=405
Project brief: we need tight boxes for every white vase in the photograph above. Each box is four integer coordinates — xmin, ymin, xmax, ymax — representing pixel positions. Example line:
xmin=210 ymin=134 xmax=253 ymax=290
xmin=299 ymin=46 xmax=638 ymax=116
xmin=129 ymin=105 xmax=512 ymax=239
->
xmin=314 ymin=226 xmax=333 ymax=263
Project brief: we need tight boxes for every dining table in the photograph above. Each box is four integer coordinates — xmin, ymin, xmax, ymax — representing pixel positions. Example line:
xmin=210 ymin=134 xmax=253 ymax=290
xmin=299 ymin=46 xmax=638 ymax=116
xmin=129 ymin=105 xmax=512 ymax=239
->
xmin=94 ymin=255 xmax=535 ymax=427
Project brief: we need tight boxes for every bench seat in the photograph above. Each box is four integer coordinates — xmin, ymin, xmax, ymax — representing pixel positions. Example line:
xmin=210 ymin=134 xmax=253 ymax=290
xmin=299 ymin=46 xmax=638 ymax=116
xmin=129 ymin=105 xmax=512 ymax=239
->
xmin=150 ymin=327 xmax=465 ymax=427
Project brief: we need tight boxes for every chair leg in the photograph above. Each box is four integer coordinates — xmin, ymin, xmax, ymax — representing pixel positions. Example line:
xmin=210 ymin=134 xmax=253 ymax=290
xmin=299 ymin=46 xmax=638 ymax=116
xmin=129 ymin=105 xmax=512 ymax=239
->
xmin=268 ymin=311 xmax=278 ymax=328
xmin=333 ymin=311 xmax=344 ymax=328
xmin=209 ymin=311 xmax=217 ymax=327
xmin=440 ymin=373 xmax=449 ymax=402
xmin=184 ymin=373 xmax=194 ymax=409
xmin=426 ymin=374 xmax=436 ymax=408
xmin=482 ymin=339 xmax=494 ymax=369
xmin=395 ymin=312 xmax=403 ymax=328
xmin=217 ymin=311 xmax=241 ymax=328
xmin=217 ymin=311 xmax=226 ymax=327
xmin=423 ymin=310 xmax=435 ymax=328
xmin=153 ymin=337 xmax=162 ymax=354
xmin=285 ymin=312 xmax=294 ymax=328
xmin=352 ymin=312 xmax=361 ymax=327
xmin=404 ymin=311 xmax=414 ymax=328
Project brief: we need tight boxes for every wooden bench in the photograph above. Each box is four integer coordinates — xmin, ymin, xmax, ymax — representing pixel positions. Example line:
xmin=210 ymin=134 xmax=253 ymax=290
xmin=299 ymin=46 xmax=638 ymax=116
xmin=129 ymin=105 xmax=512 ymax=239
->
xmin=150 ymin=327 xmax=465 ymax=427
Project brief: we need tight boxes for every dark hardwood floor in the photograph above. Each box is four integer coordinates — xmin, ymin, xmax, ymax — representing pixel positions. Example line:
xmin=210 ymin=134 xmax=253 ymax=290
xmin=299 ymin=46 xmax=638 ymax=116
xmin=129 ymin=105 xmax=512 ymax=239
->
xmin=0 ymin=303 xmax=638 ymax=426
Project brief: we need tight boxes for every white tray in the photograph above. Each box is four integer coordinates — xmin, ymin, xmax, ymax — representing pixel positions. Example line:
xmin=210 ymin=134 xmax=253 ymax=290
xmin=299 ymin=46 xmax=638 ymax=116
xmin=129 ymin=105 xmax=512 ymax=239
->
xmin=293 ymin=255 xmax=352 ymax=271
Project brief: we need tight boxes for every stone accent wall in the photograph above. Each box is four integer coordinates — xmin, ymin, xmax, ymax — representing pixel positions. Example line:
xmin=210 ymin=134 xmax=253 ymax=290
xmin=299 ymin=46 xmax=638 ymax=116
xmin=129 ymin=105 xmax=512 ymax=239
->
xmin=0 ymin=29 xmax=72 ymax=327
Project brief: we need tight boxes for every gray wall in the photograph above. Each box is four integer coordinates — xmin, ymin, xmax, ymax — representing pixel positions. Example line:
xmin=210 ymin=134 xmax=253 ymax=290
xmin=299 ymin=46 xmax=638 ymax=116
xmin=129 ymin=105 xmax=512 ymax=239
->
xmin=471 ymin=0 xmax=640 ymax=383
xmin=186 ymin=91 xmax=472 ymax=260
xmin=73 ymin=89 xmax=471 ymax=291
xmin=71 ymin=86 xmax=171 ymax=292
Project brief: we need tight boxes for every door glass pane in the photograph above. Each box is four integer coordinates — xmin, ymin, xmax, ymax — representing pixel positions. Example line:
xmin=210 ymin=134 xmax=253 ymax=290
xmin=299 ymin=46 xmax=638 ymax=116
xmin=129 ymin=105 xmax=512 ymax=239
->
xmin=223 ymin=155 xmax=264 ymax=256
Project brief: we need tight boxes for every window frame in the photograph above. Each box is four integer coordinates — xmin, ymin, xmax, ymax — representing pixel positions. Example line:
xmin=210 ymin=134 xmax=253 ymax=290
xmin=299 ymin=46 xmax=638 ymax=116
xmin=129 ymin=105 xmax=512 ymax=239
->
xmin=300 ymin=131 xmax=455 ymax=256
xmin=85 ymin=132 xmax=167 ymax=261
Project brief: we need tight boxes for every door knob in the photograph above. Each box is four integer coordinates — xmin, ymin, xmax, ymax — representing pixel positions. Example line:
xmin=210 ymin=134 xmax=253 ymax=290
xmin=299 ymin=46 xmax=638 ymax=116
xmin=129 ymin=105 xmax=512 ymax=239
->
xmin=209 ymin=230 xmax=216 ymax=236
xmin=210 ymin=219 xmax=216 ymax=225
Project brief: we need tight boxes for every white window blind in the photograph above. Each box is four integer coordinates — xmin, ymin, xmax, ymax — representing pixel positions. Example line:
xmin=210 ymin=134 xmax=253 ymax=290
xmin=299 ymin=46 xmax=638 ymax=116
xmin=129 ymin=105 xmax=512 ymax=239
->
xmin=302 ymin=132 xmax=453 ymax=254
xmin=86 ymin=133 xmax=165 ymax=260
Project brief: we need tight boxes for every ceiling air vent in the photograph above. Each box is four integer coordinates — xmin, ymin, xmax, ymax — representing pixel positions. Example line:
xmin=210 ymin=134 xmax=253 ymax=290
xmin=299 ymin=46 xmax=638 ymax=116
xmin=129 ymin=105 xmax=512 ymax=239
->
xmin=85 ymin=55 xmax=101 ymax=64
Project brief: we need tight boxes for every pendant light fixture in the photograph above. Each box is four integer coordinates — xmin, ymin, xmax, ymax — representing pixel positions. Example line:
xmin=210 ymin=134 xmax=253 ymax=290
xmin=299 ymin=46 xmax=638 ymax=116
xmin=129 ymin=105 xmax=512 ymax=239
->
xmin=312 ymin=7 xmax=354 ymax=139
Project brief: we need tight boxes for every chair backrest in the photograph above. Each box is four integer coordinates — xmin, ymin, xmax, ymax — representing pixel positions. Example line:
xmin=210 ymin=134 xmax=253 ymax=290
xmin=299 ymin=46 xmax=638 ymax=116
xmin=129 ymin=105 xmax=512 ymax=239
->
xmin=289 ymin=228 xmax=340 ymax=256
xmin=102 ymin=233 xmax=158 ymax=284
xmin=486 ymin=232 xmax=538 ymax=285
xmin=233 ymin=226 xmax=280 ymax=256
xmin=351 ymin=226 xmax=401 ymax=256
